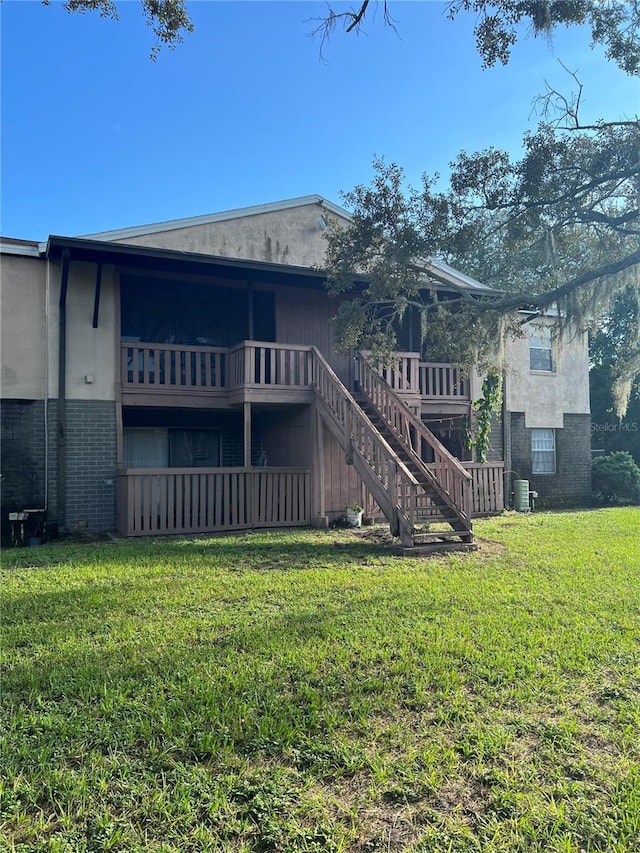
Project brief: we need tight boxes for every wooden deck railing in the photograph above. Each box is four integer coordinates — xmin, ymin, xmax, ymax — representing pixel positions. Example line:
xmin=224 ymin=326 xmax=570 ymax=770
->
xmin=121 ymin=342 xmax=472 ymax=408
xmin=363 ymin=461 xmax=505 ymax=519
xmin=121 ymin=341 xmax=313 ymax=394
xmin=361 ymin=351 xmax=420 ymax=395
xmin=121 ymin=342 xmax=228 ymax=391
xmin=117 ymin=467 xmax=310 ymax=536
xmin=227 ymin=341 xmax=312 ymax=389
xmin=362 ymin=354 xmax=469 ymax=401
xmin=311 ymin=347 xmax=420 ymax=545
xmin=418 ymin=362 xmax=470 ymax=400
xmin=360 ymin=356 xmax=473 ymax=526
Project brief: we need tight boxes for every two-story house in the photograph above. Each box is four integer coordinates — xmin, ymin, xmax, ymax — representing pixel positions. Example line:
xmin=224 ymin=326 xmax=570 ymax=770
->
xmin=1 ymin=196 xmax=591 ymax=551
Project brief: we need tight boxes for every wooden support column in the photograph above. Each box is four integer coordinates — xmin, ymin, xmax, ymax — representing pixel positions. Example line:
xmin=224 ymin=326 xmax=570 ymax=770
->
xmin=243 ymin=402 xmax=252 ymax=468
xmin=247 ymin=282 xmax=254 ymax=340
xmin=388 ymin=459 xmax=400 ymax=537
xmin=311 ymin=405 xmax=328 ymax=527
xmin=345 ymin=402 xmax=353 ymax=465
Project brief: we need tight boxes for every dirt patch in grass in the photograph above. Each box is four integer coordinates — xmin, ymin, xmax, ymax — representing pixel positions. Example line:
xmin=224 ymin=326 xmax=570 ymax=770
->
xmin=309 ymin=775 xmax=424 ymax=851
xmin=355 ymin=526 xmax=508 ymax=558
xmin=354 ymin=527 xmax=398 ymax=546
xmin=356 ymin=807 xmax=422 ymax=851
xmin=474 ymin=537 xmax=507 ymax=556
xmin=427 ymin=777 xmax=490 ymax=827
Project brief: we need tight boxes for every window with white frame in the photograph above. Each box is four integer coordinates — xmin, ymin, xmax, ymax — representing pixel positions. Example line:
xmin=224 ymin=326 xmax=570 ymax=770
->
xmin=531 ymin=429 xmax=556 ymax=474
xmin=529 ymin=325 xmax=554 ymax=371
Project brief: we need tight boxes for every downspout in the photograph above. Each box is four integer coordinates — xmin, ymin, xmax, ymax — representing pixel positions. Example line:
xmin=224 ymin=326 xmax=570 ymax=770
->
xmin=43 ymin=258 xmax=51 ymax=516
xmin=502 ymin=369 xmax=511 ymax=509
xmin=57 ymin=249 xmax=70 ymax=530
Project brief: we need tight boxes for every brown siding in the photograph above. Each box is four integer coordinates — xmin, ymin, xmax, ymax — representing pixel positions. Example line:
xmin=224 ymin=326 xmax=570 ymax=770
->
xmin=275 ymin=287 xmax=330 ymax=350
xmin=261 ymin=406 xmax=311 ymax=468
xmin=274 ymin=287 xmax=353 ymax=387
xmin=323 ymin=428 xmax=365 ymax=516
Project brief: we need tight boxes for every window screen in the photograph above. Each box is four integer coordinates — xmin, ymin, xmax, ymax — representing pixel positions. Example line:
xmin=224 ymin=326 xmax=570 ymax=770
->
xmin=169 ymin=430 xmax=221 ymax=467
xmin=123 ymin=428 xmax=169 ymax=468
xmin=531 ymin=428 xmax=556 ymax=474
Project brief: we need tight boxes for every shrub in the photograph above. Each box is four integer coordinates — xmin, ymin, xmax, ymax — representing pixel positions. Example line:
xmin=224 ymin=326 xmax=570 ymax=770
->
xmin=592 ymin=451 xmax=640 ymax=505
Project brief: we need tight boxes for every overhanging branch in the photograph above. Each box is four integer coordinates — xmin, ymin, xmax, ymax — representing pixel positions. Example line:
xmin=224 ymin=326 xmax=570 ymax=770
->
xmin=495 ymin=248 xmax=640 ymax=312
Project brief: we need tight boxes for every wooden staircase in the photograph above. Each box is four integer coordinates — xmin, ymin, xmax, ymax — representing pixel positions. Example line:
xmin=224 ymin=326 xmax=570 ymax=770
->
xmin=311 ymin=348 xmax=476 ymax=555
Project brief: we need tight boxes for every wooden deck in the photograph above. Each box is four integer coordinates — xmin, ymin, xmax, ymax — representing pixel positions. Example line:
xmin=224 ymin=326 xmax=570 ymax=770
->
xmin=120 ymin=341 xmax=315 ymax=405
xmin=361 ymin=351 xmax=470 ymax=412
xmin=121 ymin=341 xmax=472 ymax=409
xmin=116 ymin=343 xmax=503 ymax=539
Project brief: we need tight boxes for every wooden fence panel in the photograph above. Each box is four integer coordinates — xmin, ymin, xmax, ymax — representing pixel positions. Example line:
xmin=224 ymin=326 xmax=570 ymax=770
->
xmin=117 ymin=468 xmax=310 ymax=536
xmin=464 ymin=462 xmax=505 ymax=515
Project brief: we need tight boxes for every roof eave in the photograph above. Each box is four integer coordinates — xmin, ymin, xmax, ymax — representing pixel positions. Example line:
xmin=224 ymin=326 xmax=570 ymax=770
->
xmin=43 ymin=235 xmax=333 ymax=286
xmin=79 ymin=195 xmax=352 ymax=243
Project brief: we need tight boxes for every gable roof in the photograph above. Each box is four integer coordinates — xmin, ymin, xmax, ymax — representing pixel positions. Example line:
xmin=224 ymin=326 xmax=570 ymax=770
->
xmin=1 ymin=194 xmax=495 ymax=294
xmin=80 ymin=195 xmax=351 ymax=243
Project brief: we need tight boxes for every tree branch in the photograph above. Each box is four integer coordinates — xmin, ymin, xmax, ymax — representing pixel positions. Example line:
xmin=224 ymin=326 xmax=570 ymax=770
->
xmin=495 ymin=248 xmax=640 ymax=312
xmin=345 ymin=0 xmax=370 ymax=32
xmin=535 ymin=62 xmax=639 ymax=131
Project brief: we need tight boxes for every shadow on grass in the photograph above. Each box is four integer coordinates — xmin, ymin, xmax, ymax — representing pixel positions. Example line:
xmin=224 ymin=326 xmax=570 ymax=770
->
xmin=2 ymin=581 xmax=453 ymax=749
xmin=1 ymin=532 xmax=404 ymax=573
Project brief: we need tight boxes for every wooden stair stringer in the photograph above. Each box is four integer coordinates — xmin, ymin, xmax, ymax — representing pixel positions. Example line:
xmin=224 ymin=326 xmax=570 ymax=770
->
xmin=356 ymin=383 xmax=474 ymax=541
xmin=362 ymin=402 xmax=471 ymax=537
xmin=310 ymin=347 xmax=471 ymax=551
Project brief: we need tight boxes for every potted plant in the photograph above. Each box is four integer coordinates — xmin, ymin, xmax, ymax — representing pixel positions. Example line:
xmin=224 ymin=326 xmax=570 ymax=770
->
xmin=345 ymin=502 xmax=364 ymax=528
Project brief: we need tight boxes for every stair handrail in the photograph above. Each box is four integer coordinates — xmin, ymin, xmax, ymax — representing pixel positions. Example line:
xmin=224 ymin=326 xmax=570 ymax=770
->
xmin=359 ymin=354 xmax=473 ymax=523
xmin=310 ymin=346 xmax=420 ymax=534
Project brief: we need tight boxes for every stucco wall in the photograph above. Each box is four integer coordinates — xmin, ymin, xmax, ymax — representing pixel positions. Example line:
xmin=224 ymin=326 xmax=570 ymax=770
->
xmin=117 ymin=203 xmax=349 ymax=268
xmin=505 ymin=321 xmax=590 ymax=428
xmin=45 ymin=261 xmax=117 ymax=401
xmin=1 ymin=254 xmax=47 ymax=399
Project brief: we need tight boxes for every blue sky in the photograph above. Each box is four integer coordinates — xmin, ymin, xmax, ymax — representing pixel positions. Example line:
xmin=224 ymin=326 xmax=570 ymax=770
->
xmin=1 ymin=1 xmax=637 ymax=240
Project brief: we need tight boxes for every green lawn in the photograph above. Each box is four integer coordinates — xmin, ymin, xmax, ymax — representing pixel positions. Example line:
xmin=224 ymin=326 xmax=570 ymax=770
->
xmin=2 ymin=509 xmax=639 ymax=852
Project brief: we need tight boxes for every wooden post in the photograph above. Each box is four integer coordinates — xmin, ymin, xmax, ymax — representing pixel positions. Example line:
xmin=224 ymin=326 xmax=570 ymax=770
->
xmin=311 ymin=406 xmax=327 ymax=527
xmin=243 ymin=402 xmax=252 ymax=468
xmin=388 ymin=459 xmax=400 ymax=537
xmin=243 ymin=343 xmax=251 ymax=386
xmin=389 ymin=459 xmax=398 ymax=508
xmin=345 ymin=402 xmax=353 ymax=465
xmin=247 ymin=282 xmax=254 ymax=340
